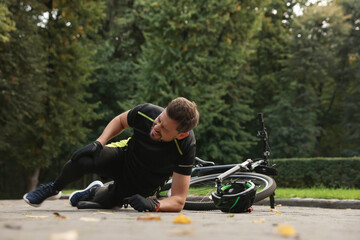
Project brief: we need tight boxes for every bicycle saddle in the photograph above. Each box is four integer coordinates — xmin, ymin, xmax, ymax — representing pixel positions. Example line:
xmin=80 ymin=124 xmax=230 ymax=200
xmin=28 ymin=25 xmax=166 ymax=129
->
xmin=194 ymin=157 xmax=215 ymax=167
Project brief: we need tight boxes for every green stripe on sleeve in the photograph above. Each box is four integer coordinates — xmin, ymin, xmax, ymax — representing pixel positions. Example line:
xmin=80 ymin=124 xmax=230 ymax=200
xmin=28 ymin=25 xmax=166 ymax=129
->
xmin=174 ymin=139 xmax=183 ymax=155
xmin=138 ymin=111 xmax=154 ymax=122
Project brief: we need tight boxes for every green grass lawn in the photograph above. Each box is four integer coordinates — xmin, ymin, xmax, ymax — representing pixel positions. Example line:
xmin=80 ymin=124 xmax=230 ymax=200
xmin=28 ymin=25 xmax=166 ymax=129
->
xmin=274 ymin=188 xmax=360 ymax=200
xmin=63 ymin=188 xmax=360 ymax=200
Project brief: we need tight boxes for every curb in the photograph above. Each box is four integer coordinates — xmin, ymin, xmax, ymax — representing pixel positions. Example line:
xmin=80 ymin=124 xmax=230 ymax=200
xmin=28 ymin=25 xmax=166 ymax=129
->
xmin=255 ymin=198 xmax=360 ymax=209
xmin=62 ymin=193 xmax=360 ymax=209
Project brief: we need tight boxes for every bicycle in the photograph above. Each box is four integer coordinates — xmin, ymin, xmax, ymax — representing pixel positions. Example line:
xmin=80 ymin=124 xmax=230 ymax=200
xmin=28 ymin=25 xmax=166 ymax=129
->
xmin=157 ymin=113 xmax=278 ymax=211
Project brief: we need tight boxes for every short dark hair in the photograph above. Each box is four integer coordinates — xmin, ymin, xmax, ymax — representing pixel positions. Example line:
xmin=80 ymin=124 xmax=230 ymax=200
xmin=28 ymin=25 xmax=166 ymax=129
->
xmin=166 ymin=97 xmax=199 ymax=133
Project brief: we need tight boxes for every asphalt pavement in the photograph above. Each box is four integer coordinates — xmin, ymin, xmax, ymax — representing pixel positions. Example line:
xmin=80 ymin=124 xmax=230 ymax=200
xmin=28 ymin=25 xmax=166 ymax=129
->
xmin=0 ymin=199 xmax=359 ymax=240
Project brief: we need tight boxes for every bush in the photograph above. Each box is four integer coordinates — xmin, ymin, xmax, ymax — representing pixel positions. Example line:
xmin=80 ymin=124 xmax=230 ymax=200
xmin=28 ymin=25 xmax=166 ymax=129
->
xmin=271 ymin=157 xmax=360 ymax=188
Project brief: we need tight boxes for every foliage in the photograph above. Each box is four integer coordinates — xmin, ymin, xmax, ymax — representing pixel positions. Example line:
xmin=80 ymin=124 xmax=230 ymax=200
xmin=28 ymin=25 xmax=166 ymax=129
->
xmin=87 ymin=0 xmax=144 ymax=141
xmin=265 ymin=3 xmax=353 ymax=157
xmin=135 ymin=0 xmax=262 ymax=163
xmin=0 ymin=0 xmax=105 ymax=194
xmin=272 ymin=157 xmax=360 ymax=188
xmin=338 ymin=0 xmax=360 ymax=156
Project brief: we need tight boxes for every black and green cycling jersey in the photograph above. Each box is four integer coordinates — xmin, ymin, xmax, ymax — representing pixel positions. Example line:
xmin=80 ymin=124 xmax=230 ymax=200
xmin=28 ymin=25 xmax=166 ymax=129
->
xmin=107 ymin=103 xmax=196 ymax=195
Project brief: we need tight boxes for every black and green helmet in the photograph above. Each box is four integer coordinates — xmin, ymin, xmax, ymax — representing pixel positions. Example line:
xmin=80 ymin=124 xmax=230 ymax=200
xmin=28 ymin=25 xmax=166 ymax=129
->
xmin=211 ymin=181 xmax=256 ymax=213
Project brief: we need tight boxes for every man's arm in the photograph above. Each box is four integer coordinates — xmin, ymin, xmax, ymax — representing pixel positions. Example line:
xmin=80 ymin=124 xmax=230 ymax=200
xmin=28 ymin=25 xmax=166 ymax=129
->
xmin=96 ymin=110 xmax=131 ymax=146
xmin=157 ymin=172 xmax=190 ymax=212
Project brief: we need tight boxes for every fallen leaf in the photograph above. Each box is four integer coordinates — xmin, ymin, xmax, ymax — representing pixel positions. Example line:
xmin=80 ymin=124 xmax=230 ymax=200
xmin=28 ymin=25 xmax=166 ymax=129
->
xmin=80 ymin=217 xmax=101 ymax=222
xmin=137 ymin=213 xmax=161 ymax=221
xmin=276 ymin=204 xmax=282 ymax=207
xmin=168 ymin=228 xmax=195 ymax=235
xmin=277 ymin=224 xmax=297 ymax=237
xmin=173 ymin=214 xmax=191 ymax=224
xmin=95 ymin=211 xmax=114 ymax=215
xmin=53 ymin=212 xmax=68 ymax=220
xmin=50 ymin=230 xmax=78 ymax=240
xmin=4 ymin=224 xmax=21 ymax=230
xmin=269 ymin=209 xmax=281 ymax=216
xmin=252 ymin=218 xmax=266 ymax=223
xmin=228 ymin=214 xmax=235 ymax=218
xmin=25 ymin=215 xmax=48 ymax=219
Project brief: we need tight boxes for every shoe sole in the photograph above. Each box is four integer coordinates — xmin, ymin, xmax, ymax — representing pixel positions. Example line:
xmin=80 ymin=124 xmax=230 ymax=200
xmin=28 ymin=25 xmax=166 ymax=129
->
xmin=69 ymin=180 xmax=104 ymax=206
xmin=23 ymin=191 xmax=62 ymax=207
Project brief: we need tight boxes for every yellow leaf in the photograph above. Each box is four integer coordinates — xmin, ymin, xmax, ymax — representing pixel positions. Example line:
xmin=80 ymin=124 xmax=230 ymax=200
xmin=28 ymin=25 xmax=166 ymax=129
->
xmin=137 ymin=213 xmax=161 ymax=221
xmin=26 ymin=215 xmax=48 ymax=219
xmin=270 ymin=208 xmax=281 ymax=215
xmin=80 ymin=217 xmax=101 ymax=222
xmin=173 ymin=214 xmax=191 ymax=224
xmin=277 ymin=224 xmax=297 ymax=237
xmin=168 ymin=228 xmax=195 ymax=236
xmin=252 ymin=218 xmax=265 ymax=223
xmin=95 ymin=211 xmax=114 ymax=215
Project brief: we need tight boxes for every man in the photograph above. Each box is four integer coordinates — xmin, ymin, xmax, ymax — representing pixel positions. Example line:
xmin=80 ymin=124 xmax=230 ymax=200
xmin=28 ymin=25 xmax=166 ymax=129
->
xmin=23 ymin=97 xmax=199 ymax=212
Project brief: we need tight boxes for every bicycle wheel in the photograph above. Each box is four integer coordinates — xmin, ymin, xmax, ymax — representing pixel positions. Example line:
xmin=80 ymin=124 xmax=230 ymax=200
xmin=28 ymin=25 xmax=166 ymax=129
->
xmin=183 ymin=172 xmax=276 ymax=211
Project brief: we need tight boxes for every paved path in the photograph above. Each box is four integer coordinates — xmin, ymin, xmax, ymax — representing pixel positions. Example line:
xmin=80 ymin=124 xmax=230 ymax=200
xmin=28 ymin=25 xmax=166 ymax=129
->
xmin=0 ymin=199 xmax=359 ymax=240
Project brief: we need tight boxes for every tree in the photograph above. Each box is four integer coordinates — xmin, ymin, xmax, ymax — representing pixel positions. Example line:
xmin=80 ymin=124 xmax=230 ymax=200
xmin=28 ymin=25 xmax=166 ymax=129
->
xmin=0 ymin=0 xmax=106 ymax=196
xmin=265 ymin=3 xmax=352 ymax=157
xmin=0 ymin=0 xmax=48 ymax=197
xmin=249 ymin=0 xmax=305 ymax=157
xmin=87 ymin=0 xmax=145 ymax=142
xmin=135 ymin=0 xmax=262 ymax=163
xmin=338 ymin=0 xmax=360 ymax=156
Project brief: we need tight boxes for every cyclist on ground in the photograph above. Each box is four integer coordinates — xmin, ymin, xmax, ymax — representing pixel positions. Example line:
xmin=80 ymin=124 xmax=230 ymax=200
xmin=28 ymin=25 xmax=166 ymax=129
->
xmin=23 ymin=97 xmax=199 ymax=212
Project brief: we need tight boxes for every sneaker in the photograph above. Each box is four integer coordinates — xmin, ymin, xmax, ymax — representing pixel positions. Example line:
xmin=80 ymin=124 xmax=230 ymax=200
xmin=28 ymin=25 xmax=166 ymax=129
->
xmin=23 ymin=182 xmax=62 ymax=207
xmin=69 ymin=180 xmax=103 ymax=207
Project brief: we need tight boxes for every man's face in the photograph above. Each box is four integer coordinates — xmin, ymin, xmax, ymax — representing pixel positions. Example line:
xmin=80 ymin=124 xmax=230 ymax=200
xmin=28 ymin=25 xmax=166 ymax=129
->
xmin=150 ymin=110 xmax=187 ymax=142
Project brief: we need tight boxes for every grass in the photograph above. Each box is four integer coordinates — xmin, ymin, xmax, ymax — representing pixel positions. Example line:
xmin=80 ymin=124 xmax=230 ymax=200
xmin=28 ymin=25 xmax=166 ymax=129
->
xmin=274 ymin=188 xmax=360 ymax=200
xmin=63 ymin=187 xmax=360 ymax=200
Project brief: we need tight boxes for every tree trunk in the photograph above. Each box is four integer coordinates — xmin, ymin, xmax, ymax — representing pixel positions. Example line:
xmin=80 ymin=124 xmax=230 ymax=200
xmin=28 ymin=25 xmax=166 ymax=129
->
xmin=27 ymin=168 xmax=40 ymax=192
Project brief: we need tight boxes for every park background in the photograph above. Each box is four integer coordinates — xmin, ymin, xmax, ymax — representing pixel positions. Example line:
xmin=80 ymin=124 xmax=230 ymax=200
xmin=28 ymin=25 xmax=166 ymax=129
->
xmin=0 ymin=0 xmax=359 ymax=199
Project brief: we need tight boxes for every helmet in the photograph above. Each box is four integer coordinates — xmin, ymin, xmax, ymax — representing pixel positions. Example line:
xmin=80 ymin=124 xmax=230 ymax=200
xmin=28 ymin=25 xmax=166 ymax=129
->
xmin=211 ymin=181 xmax=256 ymax=213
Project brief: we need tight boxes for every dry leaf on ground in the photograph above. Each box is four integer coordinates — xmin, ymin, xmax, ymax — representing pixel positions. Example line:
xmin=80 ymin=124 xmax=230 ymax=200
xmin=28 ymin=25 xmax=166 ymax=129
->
xmin=25 ymin=215 xmax=48 ymax=219
xmin=277 ymin=224 xmax=297 ymax=237
xmin=168 ymin=228 xmax=195 ymax=236
xmin=137 ymin=213 xmax=161 ymax=221
xmin=50 ymin=230 xmax=78 ymax=240
xmin=53 ymin=212 xmax=68 ymax=220
xmin=95 ymin=211 xmax=114 ymax=215
xmin=252 ymin=218 xmax=266 ymax=223
xmin=80 ymin=217 xmax=101 ymax=222
xmin=173 ymin=214 xmax=191 ymax=224
xmin=4 ymin=224 xmax=21 ymax=230
xmin=269 ymin=208 xmax=282 ymax=216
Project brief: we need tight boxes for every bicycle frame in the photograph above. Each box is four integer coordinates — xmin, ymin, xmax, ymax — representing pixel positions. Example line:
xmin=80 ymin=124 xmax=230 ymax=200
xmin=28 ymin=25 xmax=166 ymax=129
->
xmin=158 ymin=113 xmax=277 ymax=208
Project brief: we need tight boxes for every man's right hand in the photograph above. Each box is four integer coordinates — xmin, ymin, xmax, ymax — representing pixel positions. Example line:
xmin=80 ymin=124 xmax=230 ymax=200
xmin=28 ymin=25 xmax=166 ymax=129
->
xmin=71 ymin=141 xmax=103 ymax=161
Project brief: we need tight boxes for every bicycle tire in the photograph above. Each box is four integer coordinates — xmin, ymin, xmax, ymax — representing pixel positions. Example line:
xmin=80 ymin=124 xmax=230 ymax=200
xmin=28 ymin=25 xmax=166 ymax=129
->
xmin=183 ymin=172 xmax=276 ymax=211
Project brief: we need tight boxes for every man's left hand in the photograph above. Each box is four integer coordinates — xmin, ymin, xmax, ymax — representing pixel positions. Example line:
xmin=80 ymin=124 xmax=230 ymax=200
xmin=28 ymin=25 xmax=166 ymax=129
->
xmin=128 ymin=194 xmax=160 ymax=212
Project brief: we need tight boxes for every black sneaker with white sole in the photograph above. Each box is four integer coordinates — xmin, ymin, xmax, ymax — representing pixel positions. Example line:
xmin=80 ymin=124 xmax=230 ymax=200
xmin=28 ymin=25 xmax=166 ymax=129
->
xmin=23 ymin=182 xmax=62 ymax=207
xmin=69 ymin=180 xmax=103 ymax=207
